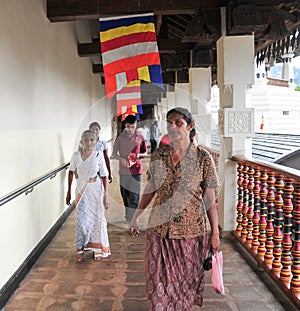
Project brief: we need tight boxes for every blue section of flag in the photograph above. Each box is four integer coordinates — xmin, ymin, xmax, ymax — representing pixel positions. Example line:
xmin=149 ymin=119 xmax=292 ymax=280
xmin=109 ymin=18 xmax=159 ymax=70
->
xmin=100 ymin=14 xmax=154 ymax=32
xmin=149 ymin=65 xmax=164 ymax=90
xmin=137 ymin=104 xmax=143 ymax=114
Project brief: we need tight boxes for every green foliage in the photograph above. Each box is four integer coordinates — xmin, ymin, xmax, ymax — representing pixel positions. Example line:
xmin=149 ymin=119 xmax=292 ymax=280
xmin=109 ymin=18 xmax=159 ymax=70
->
xmin=295 ymin=86 xmax=300 ymax=91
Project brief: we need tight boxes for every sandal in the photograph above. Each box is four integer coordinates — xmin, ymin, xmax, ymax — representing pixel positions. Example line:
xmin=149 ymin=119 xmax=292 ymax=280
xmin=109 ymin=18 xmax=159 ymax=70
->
xmin=93 ymin=252 xmax=102 ymax=261
xmin=93 ymin=251 xmax=111 ymax=260
xmin=75 ymin=250 xmax=84 ymax=262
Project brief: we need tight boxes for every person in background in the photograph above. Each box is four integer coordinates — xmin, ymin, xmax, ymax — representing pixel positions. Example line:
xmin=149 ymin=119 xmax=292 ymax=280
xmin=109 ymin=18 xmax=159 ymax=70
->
xmin=159 ymin=127 xmax=197 ymax=147
xmin=66 ymin=130 xmax=111 ymax=262
xmin=158 ymin=133 xmax=172 ymax=147
xmin=150 ymin=120 xmax=158 ymax=153
xmin=129 ymin=107 xmax=220 ymax=310
xmin=137 ymin=123 xmax=150 ymax=148
xmin=190 ymin=128 xmax=196 ymax=143
xmin=89 ymin=122 xmax=113 ymax=183
xmin=112 ymin=115 xmax=147 ymax=223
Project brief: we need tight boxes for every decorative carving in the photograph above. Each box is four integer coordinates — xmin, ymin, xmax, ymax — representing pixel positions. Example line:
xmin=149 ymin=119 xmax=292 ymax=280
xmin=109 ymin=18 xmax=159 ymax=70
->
xmin=193 ymin=48 xmax=213 ymax=67
xmin=182 ymin=8 xmax=221 ymax=43
xmin=229 ymin=4 xmax=266 ymax=34
xmin=224 ymin=108 xmax=254 ymax=137
xmin=194 ymin=115 xmax=211 ymax=135
xmin=218 ymin=110 xmax=224 ymax=136
xmin=265 ymin=16 xmax=289 ymax=40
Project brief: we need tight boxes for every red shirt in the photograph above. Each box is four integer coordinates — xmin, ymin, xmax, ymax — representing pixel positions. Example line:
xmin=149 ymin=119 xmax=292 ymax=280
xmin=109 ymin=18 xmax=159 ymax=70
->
xmin=113 ymin=131 xmax=147 ymax=175
xmin=159 ymin=134 xmax=172 ymax=146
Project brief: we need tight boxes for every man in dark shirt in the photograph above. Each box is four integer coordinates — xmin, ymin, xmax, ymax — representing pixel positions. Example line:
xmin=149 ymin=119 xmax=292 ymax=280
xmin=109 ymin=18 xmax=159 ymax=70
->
xmin=150 ymin=120 xmax=158 ymax=153
xmin=112 ymin=115 xmax=147 ymax=222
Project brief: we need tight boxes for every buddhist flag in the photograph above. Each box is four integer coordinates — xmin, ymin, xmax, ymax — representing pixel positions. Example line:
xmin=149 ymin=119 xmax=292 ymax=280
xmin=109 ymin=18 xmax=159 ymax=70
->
xmin=260 ymin=114 xmax=264 ymax=130
xmin=116 ymin=80 xmax=143 ymax=119
xmin=99 ymin=13 xmax=163 ymax=98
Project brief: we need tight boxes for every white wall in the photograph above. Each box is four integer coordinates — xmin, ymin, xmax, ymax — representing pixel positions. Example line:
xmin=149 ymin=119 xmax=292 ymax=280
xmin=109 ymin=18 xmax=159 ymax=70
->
xmin=0 ymin=0 xmax=109 ymax=289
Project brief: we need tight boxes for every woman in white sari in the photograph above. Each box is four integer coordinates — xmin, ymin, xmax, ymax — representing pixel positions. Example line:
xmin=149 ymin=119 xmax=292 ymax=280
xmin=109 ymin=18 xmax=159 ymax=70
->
xmin=66 ymin=130 xmax=111 ymax=262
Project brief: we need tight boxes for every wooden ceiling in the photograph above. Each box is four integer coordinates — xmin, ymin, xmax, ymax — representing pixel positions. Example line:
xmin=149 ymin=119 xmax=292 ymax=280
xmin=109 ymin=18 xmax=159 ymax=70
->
xmin=47 ymin=1 xmax=300 ymax=86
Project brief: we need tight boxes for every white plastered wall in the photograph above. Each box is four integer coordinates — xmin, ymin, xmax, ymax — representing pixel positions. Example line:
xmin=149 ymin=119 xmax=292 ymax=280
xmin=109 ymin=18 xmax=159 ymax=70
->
xmin=0 ymin=0 xmax=110 ymax=289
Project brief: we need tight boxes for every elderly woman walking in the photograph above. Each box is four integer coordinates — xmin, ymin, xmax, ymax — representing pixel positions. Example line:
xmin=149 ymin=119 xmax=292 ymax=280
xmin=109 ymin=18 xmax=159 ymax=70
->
xmin=66 ymin=130 xmax=111 ymax=262
xmin=129 ymin=107 xmax=220 ymax=310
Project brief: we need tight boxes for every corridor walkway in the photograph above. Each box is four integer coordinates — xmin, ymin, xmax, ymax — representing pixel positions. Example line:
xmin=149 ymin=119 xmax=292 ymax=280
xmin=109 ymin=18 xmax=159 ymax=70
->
xmin=2 ymin=159 xmax=299 ymax=311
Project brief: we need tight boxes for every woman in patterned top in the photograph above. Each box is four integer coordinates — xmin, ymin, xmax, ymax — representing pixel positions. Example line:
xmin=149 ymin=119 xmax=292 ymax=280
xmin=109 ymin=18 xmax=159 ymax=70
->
xmin=66 ymin=130 xmax=111 ymax=262
xmin=129 ymin=107 xmax=220 ymax=310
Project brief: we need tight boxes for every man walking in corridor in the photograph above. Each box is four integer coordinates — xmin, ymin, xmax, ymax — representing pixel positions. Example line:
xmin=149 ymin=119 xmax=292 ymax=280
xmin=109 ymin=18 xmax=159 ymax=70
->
xmin=112 ymin=115 xmax=147 ymax=222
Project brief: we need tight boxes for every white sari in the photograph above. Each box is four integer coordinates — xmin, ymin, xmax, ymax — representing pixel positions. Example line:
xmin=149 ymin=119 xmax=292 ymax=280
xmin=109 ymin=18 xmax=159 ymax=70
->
xmin=70 ymin=151 xmax=110 ymax=256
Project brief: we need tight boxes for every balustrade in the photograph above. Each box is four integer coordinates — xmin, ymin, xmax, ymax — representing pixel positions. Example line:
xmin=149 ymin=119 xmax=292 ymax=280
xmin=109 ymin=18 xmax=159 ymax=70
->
xmin=232 ymin=156 xmax=300 ymax=307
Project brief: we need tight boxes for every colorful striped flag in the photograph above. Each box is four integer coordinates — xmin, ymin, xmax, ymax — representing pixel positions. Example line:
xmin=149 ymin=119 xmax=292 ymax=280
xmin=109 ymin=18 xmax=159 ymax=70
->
xmin=99 ymin=13 xmax=163 ymax=98
xmin=116 ymin=80 xmax=143 ymax=120
xmin=260 ymin=114 xmax=264 ymax=130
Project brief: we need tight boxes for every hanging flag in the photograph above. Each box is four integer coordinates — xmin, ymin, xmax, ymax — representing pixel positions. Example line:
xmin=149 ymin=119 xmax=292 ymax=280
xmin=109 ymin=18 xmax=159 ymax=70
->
xmin=99 ymin=13 xmax=163 ymax=98
xmin=116 ymin=80 xmax=143 ymax=119
xmin=260 ymin=114 xmax=264 ymax=130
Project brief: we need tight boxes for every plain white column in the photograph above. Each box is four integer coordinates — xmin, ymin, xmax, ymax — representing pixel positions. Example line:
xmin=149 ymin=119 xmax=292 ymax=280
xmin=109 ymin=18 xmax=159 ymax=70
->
xmin=175 ymin=83 xmax=190 ymax=109
xmin=217 ymin=35 xmax=255 ymax=231
xmin=282 ymin=52 xmax=295 ymax=88
xmin=189 ymin=67 xmax=212 ymax=145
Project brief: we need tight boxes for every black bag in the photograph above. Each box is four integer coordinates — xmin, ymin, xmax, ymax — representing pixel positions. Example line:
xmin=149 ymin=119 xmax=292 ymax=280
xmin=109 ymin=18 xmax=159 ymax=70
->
xmin=203 ymin=250 xmax=212 ymax=271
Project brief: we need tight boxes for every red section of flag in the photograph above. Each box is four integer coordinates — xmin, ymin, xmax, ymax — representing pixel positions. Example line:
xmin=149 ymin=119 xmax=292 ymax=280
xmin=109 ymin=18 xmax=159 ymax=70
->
xmin=103 ymin=52 xmax=160 ymax=76
xmin=101 ymin=32 xmax=157 ymax=53
xmin=117 ymin=86 xmax=140 ymax=94
xmin=126 ymin=70 xmax=139 ymax=82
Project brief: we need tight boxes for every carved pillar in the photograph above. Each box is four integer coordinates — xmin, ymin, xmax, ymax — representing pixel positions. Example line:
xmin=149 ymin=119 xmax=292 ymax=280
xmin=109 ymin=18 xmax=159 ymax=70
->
xmin=217 ymin=35 xmax=255 ymax=231
xmin=258 ymin=170 xmax=268 ymax=260
xmin=291 ymin=181 xmax=300 ymax=297
xmin=272 ymin=175 xmax=284 ymax=276
xmin=246 ymin=166 xmax=254 ymax=247
xmin=252 ymin=167 xmax=261 ymax=253
xmin=264 ymin=172 xmax=275 ymax=266
xmin=236 ymin=162 xmax=244 ymax=236
xmin=280 ymin=178 xmax=294 ymax=285
xmin=241 ymin=165 xmax=249 ymax=242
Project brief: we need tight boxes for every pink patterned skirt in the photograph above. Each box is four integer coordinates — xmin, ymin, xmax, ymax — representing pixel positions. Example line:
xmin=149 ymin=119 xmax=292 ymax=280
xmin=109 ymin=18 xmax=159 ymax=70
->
xmin=145 ymin=230 xmax=209 ymax=311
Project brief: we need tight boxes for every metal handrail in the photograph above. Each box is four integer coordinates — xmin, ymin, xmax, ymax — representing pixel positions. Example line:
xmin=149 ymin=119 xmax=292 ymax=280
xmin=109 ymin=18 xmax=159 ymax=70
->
xmin=0 ymin=162 xmax=70 ymax=207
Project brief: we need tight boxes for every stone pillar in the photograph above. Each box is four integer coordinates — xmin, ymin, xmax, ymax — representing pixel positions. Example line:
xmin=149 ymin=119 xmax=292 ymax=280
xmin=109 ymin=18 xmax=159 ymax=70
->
xmin=282 ymin=52 xmax=295 ymax=88
xmin=175 ymin=83 xmax=190 ymax=109
xmin=166 ymin=88 xmax=175 ymax=110
xmin=217 ymin=35 xmax=255 ymax=231
xmin=189 ymin=67 xmax=212 ymax=145
xmin=160 ymin=97 xmax=168 ymax=136
xmin=254 ymin=57 xmax=268 ymax=86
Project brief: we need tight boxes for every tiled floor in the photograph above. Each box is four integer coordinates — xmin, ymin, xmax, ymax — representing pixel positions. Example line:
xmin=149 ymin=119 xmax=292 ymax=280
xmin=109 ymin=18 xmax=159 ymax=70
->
xmin=2 ymin=160 xmax=299 ymax=310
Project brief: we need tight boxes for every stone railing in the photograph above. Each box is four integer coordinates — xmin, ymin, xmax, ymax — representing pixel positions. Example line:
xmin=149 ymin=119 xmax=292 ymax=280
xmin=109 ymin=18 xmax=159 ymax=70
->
xmin=232 ymin=156 xmax=300 ymax=309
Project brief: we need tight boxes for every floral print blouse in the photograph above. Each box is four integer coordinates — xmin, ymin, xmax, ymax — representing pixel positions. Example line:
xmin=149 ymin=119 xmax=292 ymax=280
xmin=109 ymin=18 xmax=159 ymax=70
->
xmin=147 ymin=143 xmax=218 ymax=239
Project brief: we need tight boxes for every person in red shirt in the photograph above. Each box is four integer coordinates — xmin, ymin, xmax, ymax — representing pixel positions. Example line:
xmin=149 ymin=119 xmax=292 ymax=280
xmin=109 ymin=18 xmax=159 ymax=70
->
xmin=112 ymin=115 xmax=147 ymax=222
xmin=159 ymin=133 xmax=172 ymax=147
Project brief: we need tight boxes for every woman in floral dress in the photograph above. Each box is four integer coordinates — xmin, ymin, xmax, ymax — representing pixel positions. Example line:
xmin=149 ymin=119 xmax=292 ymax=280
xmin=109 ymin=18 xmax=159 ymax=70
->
xmin=129 ymin=107 xmax=220 ymax=310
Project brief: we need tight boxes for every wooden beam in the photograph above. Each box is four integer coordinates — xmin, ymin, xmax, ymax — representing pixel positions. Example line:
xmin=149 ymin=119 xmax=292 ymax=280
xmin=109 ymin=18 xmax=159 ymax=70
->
xmin=78 ymin=39 xmax=194 ymax=57
xmin=92 ymin=63 xmax=103 ymax=73
xmin=47 ymin=0 xmax=231 ymax=22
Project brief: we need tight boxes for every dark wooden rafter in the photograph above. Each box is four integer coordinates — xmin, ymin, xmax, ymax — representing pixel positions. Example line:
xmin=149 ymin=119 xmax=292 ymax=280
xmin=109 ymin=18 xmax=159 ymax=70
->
xmin=78 ymin=39 xmax=194 ymax=57
xmin=48 ymin=0 xmax=300 ymax=88
xmin=47 ymin=0 xmax=231 ymax=22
